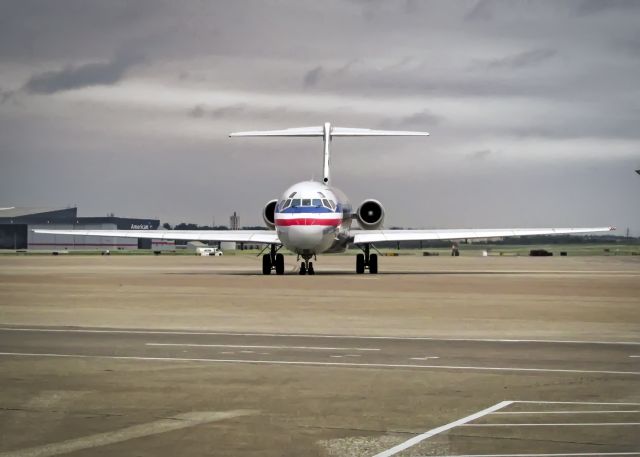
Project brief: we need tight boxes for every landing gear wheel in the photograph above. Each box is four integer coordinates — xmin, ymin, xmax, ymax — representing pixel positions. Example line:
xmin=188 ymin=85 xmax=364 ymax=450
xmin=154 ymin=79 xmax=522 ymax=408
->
xmin=369 ymin=253 xmax=378 ymax=274
xmin=275 ymin=253 xmax=285 ymax=275
xmin=308 ymin=262 xmax=315 ymax=275
xmin=356 ymin=253 xmax=365 ymax=274
xmin=262 ymin=254 xmax=272 ymax=275
xmin=299 ymin=263 xmax=307 ymax=275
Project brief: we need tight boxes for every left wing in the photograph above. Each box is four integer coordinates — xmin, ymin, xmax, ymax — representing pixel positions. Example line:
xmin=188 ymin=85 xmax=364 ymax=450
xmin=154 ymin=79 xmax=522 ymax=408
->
xmin=32 ymin=229 xmax=280 ymax=244
xmin=352 ymin=227 xmax=614 ymax=244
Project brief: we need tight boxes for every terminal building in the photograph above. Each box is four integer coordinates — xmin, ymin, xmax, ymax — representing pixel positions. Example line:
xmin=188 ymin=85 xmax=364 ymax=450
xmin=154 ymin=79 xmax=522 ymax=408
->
xmin=0 ymin=207 xmax=159 ymax=251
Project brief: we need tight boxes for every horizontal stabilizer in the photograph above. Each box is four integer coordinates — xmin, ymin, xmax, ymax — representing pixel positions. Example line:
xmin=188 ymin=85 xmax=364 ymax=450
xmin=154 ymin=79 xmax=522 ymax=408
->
xmin=229 ymin=126 xmax=429 ymax=137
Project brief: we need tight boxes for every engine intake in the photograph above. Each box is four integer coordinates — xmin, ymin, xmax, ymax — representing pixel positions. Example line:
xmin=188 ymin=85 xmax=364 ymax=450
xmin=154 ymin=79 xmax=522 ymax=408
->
xmin=357 ymin=199 xmax=385 ymax=230
xmin=263 ymin=199 xmax=278 ymax=229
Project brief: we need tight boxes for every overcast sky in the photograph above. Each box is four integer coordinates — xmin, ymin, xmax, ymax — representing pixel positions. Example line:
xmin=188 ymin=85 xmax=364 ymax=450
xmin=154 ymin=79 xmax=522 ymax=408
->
xmin=1 ymin=0 xmax=639 ymax=232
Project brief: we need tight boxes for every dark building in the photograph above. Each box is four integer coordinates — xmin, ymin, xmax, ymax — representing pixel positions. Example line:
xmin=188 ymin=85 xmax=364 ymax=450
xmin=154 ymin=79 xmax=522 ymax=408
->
xmin=0 ymin=207 xmax=159 ymax=250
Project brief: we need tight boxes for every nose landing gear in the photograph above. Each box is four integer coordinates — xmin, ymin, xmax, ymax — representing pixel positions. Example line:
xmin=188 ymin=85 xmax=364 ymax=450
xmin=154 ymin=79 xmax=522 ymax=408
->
xmin=262 ymin=244 xmax=285 ymax=275
xmin=298 ymin=255 xmax=315 ymax=275
xmin=356 ymin=244 xmax=378 ymax=274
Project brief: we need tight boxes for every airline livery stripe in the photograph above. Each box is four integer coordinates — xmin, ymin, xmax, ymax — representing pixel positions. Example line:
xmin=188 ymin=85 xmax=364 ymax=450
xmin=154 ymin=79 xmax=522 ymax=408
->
xmin=275 ymin=218 xmax=341 ymax=227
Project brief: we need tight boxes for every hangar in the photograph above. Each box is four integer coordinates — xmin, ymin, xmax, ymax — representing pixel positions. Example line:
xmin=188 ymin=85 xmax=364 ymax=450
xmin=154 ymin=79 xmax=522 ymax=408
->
xmin=0 ymin=207 xmax=159 ymax=251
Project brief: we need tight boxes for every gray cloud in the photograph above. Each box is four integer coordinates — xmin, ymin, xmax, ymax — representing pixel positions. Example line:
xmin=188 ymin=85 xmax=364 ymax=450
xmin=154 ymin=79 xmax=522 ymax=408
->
xmin=482 ymin=48 xmax=557 ymax=70
xmin=465 ymin=0 xmax=494 ymax=22
xmin=189 ymin=104 xmax=247 ymax=119
xmin=23 ymin=51 xmax=143 ymax=94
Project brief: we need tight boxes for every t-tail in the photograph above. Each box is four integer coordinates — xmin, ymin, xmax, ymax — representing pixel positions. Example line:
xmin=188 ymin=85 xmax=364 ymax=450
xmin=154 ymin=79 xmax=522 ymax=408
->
xmin=229 ymin=122 xmax=430 ymax=184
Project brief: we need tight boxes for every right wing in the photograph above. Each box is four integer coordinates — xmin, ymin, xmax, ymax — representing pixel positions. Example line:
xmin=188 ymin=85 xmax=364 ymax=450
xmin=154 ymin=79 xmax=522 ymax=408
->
xmin=32 ymin=229 xmax=280 ymax=244
xmin=352 ymin=227 xmax=615 ymax=244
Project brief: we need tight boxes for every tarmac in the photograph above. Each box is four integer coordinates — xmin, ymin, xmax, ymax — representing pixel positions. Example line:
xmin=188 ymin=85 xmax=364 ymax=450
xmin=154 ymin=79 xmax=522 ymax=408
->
xmin=0 ymin=254 xmax=639 ymax=456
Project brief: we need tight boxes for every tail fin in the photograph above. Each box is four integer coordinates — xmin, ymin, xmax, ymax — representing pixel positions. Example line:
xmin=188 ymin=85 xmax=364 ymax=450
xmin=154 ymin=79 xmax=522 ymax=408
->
xmin=230 ymin=122 xmax=429 ymax=184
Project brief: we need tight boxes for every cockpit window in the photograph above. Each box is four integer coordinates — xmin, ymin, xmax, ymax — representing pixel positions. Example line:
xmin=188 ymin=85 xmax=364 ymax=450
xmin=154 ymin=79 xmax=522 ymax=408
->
xmin=283 ymin=199 xmax=292 ymax=210
xmin=321 ymin=199 xmax=331 ymax=209
xmin=312 ymin=199 xmax=322 ymax=207
xmin=289 ymin=192 xmax=297 ymax=198
xmin=318 ymin=192 xmax=326 ymax=198
xmin=291 ymin=198 xmax=301 ymax=207
xmin=301 ymin=198 xmax=311 ymax=206
xmin=329 ymin=200 xmax=336 ymax=210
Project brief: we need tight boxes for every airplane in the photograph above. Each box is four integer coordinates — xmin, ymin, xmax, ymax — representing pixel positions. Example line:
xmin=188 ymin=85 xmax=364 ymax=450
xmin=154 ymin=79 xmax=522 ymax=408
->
xmin=34 ymin=122 xmax=614 ymax=275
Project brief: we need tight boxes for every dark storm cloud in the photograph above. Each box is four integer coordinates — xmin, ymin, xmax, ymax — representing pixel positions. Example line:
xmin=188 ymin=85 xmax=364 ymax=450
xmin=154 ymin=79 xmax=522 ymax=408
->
xmin=380 ymin=109 xmax=443 ymax=130
xmin=23 ymin=51 xmax=143 ymax=94
xmin=188 ymin=104 xmax=247 ymax=119
xmin=575 ymin=0 xmax=640 ymax=16
xmin=1 ymin=1 xmax=639 ymax=233
xmin=481 ymin=48 xmax=557 ymax=70
xmin=303 ymin=66 xmax=324 ymax=88
xmin=464 ymin=0 xmax=494 ymax=21
xmin=467 ymin=149 xmax=493 ymax=161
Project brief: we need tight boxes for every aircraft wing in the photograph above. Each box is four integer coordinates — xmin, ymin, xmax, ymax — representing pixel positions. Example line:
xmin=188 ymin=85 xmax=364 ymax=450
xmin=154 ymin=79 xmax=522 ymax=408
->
xmin=32 ymin=229 xmax=280 ymax=244
xmin=352 ymin=226 xmax=615 ymax=244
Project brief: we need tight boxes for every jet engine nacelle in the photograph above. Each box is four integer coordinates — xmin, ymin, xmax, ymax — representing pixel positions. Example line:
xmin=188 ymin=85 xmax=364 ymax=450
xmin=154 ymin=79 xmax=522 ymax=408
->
xmin=263 ymin=199 xmax=278 ymax=229
xmin=357 ymin=199 xmax=385 ymax=230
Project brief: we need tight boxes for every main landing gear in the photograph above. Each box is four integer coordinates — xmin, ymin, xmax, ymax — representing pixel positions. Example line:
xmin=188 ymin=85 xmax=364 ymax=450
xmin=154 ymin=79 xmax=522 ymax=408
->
xmin=262 ymin=244 xmax=285 ymax=275
xmin=356 ymin=243 xmax=378 ymax=274
xmin=299 ymin=255 xmax=315 ymax=275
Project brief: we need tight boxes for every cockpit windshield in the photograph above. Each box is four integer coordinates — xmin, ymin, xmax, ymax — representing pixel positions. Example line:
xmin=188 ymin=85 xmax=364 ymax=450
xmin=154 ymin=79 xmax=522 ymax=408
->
xmin=280 ymin=196 xmax=336 ymax=211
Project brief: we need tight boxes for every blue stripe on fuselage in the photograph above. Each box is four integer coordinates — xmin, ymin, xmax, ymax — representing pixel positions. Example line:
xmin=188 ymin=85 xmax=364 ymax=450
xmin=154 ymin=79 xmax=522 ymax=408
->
xmin=279 ymin=206 xmax=333 ymax=214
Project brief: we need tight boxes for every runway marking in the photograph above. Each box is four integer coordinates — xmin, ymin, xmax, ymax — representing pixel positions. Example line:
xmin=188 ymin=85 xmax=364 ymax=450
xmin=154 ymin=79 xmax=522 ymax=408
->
xmin=462 ymin=422 xmax=640 ymax=426
xmin=630 ymin=355 xmax=640 ymax=358
xmin=494 ymin=410 xmax=640 ymax=414
xmin=371 ymin=400 xmax=513 ymax=457
xmin=2 ymin=327 xmax=639 ymax=346
xmin=410 ymin=356 xmax=440 ymax=360
xmin=0 ymin=410 xmax=255 ymax=457
xmin=145 ymin=343 xmax=380 ymax=351
xmin=425 ymin=453 xmax=640 ymax=456
xmin=0 ymin=352 xmax=638 ymax=376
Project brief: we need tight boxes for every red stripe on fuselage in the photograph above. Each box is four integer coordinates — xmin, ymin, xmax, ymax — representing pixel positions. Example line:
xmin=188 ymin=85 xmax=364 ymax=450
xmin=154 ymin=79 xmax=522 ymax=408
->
xmin=275 ymin=218 xmax=341 ymax=227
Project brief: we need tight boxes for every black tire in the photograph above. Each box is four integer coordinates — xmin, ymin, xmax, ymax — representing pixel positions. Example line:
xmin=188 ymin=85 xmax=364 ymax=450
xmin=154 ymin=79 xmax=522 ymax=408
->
xmin=262 ymin=254 xmax=272 ymax=275
xmin=275 ymin=253 xmax=285 ymax=275
xmin=369 ymin=253 xmax=378 ymax=274
xmin=356 ymin=253 xmax=365 ymax=274
xmin=299 ymin=263 xmax=307 ymax=275
xmin=308 ymin=262 xmax=315 ymax=275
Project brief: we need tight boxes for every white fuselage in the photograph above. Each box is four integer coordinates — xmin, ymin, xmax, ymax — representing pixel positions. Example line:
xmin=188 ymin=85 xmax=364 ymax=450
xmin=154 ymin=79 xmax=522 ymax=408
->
xmin=274 ymin=181 xmax=353 ymax=256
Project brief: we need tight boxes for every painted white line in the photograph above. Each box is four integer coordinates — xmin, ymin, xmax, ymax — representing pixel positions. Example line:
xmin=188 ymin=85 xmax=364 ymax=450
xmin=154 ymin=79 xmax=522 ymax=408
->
xmin=2 ymin=327 xmax=638 ymax=346
xmin=494 ymin=409 xmax=640 ymax=414
xmin=462 ymin=422 xmax=640 ymax=426
xmin=330 ymin=355 xmax=343 ymax=358
xmin=0 ymin=410 xmax=254 ymax=457
xmin=425 ymin=453 xmax=640 ymax=456
xmin=0 ymin=352 xmax=638 ymax=376
xmin=145 ymin=343 xmax=380 ymax=351
xmin=494 ymin=410 xmax=640 ymax=414
xmin=371 ymin=401 xmax=513 ymax=457
xmin=630 ymin=355 xmax=640 ymax=358
xmin=513 ymin=400 xmax=640 ymax=406
xmin=410 ymin=356 xmax=440 ymax=360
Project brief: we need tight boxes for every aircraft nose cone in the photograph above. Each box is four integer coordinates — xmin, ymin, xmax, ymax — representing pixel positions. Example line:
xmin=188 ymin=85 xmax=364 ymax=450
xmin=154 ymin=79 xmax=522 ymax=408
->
xmin=288 ymin=226 xmax=325 ymax=250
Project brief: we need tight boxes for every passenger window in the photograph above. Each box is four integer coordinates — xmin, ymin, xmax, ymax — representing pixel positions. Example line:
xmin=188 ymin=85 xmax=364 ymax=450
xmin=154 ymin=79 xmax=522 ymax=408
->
xmin=301 ymin=199 xmax=311 ymax=206
xmin=291 ymin=198 xmax=301 ymax=207
xmin=312 ymin=199 xmax=322 ymax=207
